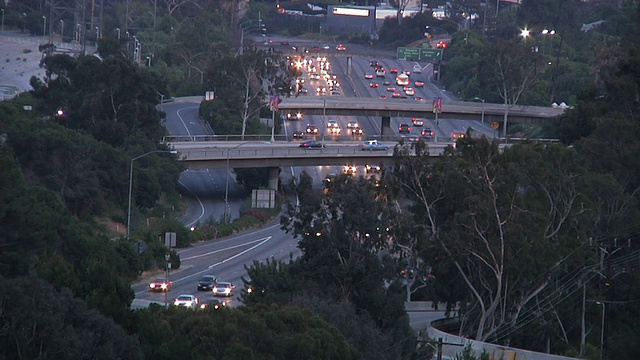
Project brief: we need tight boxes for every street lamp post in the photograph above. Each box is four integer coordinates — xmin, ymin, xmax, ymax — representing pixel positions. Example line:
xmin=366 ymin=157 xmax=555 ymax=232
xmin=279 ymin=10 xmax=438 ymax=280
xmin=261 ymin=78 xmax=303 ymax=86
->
xmin=164 ymin=253 xmax=171 ymax=307
xmin=146 ymin=56 xmax=151 ymax=67
xmin=116 ymin=27 xmax=120 ymax=39
xmin=60 ymin=20 xmax=64 ymax=40
xmin=596 ymin=301 xmax=605 ymax=360
xmin=475 ymin=97 xmax=485 ymax=124
xmin=322 ymin=98 xmax=326 ymax=143
xmin=1 ymin=9 xmax=5 ymax=33
xmin=42 ymin=16 xmax=46 ymax=38
xmin=127 ymin=150 xmax=177 ymax=238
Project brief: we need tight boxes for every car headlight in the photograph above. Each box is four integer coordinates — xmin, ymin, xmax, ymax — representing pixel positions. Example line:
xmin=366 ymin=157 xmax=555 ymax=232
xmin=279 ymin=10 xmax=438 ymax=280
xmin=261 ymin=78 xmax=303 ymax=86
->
xmin=149 ymin=284 xmax=155 ymax=289
xmin=161 ymin=284 xmax=167 ymax=289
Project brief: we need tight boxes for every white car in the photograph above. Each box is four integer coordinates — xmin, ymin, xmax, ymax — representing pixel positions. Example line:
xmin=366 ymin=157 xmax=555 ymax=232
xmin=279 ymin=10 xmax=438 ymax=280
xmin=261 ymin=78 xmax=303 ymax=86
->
xmin=212 ymin=282 xmax=235 ymax=297
xmin=327 ymin=120 xmax=339 ymax=128
xmin=173 ymin=295 xmax=199 ymax=309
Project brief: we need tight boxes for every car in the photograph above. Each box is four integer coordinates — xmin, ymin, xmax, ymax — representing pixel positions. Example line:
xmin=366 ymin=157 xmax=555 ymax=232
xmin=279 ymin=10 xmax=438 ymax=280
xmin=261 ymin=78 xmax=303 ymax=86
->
xmin=298 ymin=87 xmax=309 ymax=94
xmin=350 ymin=128 xmax=364 ymax=135
xmin=436 ymin=40 xmax=448 ymax=49
xmin=375 ymin=68 xmax=386 ymax=77
xmin=292 ymin=131 xmax=305 ymax=140
xmin=361 ymin=140 xmax=389 ymax=151
xmin=173 ymin=295 xmax=199 ymax=309
xmin=392 ymin=92 xmax=406 ymax=98
xmin=370 ymin=60 xmax=381 ymax=67
xmin=306 ymin=124 xmax=319 ymax=134
xmin=286 ymin=112 xmax=303 ymax=120
xmin=322 ymin=44 xmax=331 ymax=50
xmin=413 ymin=64 xmax=423 ymax=74
xmin=343 ymin=165 xmax=357 ymax=174
xmin=379 ymin=94 xmax=388 ymax=100
xmin=399 ymin=123 xmax=412 ymax=134
xmin=365 ymin=164 xmax=381 ymax=173
xmin=309 ymin=73 xmax=321 ymax=80
xmin=383 ymin=80 xmax=391 ymax=86
xmin=403 ymin=70 xmax=412 ymax=76
xmin=330 ymin=89 xmax=341 ymax=96
xmin=364 ymin=73 xmax=374 ymax=79
xmin=299 ymin=140 xmax=324 ymax=148
xmin=311 ymin=46 xmax=320 ymax=52
xmin=370 ymin=82 xmax=379 ymax=88
xmin=387 ymin=87 xmax=396 ymax=92
xmin=316 ymin=87 xmax=327 ymax=95
xmin=197 ymin=275 xmax=218 ymax=291
xmin=451 ymin=131 xmax=466 ymax=141
xmin=280 ymin=41 xmax=290 ymax=46
xmin=414 ymin=80 xmax=425 ymax=87
xmin=347 ymin=121 xmax=359 ymax=129
xmin=402 ymin=134 xmax=420 ymax=143
xmin=200 ymin=298 xmax=227 ymax=310
xmin=212 ymin=281 xmax=235 ymax=297
xmin=149 ymin=278 xmax=172 ymax=292
xmin=329 ymin=126 xmax=342 ymax=135
xmin=404 ymin=87 xmax=415 ymax=96
xmin=412 ymin=118 xmax=424 ymax=126
xmin=421 ymin=128 xmax=435 ymax=139
xmin=390 ymin=68 xmax=399 ymax=73
xmin=414 ymin=97 xmax=426 ymax=102
xmin=327 ymin=120 xmax=339 ymax=128
xmin=336 ymin=44 xmax=347 ymax=51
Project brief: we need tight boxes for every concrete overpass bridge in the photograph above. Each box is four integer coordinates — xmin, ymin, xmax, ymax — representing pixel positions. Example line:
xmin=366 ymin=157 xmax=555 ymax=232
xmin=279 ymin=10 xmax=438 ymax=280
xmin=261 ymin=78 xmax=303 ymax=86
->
xmin=170 ymin=140 xmax=438 ymax=190
xmin=277 ymin=97 xmax=566 ymax=136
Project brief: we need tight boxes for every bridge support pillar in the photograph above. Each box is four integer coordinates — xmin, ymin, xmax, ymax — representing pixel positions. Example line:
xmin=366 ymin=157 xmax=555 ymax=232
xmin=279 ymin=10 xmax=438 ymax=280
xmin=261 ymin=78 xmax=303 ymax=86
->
xmin=381 ymin=116 xmax=391 ymax=138
xmin=267 ymin=167 xmax=279 ymax=190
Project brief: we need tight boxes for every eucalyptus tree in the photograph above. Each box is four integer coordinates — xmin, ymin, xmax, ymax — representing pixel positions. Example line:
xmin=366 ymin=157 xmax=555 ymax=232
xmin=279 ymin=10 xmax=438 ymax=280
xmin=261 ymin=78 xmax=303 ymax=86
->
xmin=388 ymin=138 xmax=595 ymax=344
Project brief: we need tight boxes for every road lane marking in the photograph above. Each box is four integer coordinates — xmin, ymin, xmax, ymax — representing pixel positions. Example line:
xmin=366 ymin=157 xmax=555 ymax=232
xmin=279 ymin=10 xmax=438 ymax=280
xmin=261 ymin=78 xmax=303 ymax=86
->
xmin=181 ymin=237 xmax=271 ymax=261
xmin=207 ymin=236 xmax=271 ymax=269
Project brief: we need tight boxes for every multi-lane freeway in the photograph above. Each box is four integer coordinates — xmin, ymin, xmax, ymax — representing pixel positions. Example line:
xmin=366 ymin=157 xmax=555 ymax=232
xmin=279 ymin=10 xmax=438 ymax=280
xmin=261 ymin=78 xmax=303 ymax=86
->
xmin=135 ymin=48 xmax=467 ymax=330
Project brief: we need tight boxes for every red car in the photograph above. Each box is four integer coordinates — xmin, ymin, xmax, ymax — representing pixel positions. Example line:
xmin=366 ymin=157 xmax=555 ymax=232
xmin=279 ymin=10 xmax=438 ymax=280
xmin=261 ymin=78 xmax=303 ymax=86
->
xmin=370 ymin=82 xmax=379 ymax=88
xmin=436 ymin=40 xmax=448 ymax=49
xmin=390 ymin=68 xmax=399 ymax=73
xmin=364 ymin=74 xmax=374 ymax=79
xmin=336 ymin=44 xmax=347 ymax=51
xmin=414 ymin=80 xmax=425 ymax=87
xmin=379 ymin=94 xmax=388 ymax=100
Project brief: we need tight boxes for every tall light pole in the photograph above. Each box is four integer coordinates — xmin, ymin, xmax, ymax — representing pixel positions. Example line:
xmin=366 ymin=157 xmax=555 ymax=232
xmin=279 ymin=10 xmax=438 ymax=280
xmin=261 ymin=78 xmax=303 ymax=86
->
xmin=322 ymin=98 xmax=326 ymax=143
xmin=1 ymin=9 xmax=5 ymax=33
xmin=596 ymin=301 xmax=605 ymax=360
xmin=42 ymin=16 xmax=46 ymax=38
xmin=60 ymin=20 xmax=64 ymax=40
xmin=146 ymin=56 xmax=151 ymax=67
xmin=116 ymin=27 xmax=120 ymax=39
xmin=127 ymin=150 xmax=177 ymax=238
xmin=474 ymin=97 xmax=485 ymax=124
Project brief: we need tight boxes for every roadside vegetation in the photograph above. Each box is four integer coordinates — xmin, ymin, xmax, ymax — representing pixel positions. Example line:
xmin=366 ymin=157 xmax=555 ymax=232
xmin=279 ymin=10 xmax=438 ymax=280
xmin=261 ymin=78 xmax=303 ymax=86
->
xmin=0 ymin=0 xmax=639 ymax=359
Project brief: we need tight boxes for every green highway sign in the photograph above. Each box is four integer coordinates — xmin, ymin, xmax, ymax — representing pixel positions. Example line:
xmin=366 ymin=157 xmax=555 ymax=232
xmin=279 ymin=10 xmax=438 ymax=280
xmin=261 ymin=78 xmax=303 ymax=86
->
xmin=397 ymin=47 xmax=421 ymax=61
xmin=420 ymin=48 xmax=443 ymax=61
xmin=396 ymin=47 xmax=443 ymax=62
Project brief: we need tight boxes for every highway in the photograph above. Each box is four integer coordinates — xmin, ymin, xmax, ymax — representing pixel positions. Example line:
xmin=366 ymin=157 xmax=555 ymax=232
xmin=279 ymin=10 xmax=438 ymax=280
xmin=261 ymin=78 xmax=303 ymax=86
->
xmin=163 ymin=98 xmax=247 ymax=226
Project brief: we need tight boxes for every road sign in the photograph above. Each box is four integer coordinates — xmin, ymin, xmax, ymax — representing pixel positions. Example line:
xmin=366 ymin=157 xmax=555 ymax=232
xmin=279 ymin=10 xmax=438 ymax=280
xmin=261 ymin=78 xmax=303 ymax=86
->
xmin=491 ymin=121 xmax=499 ymax=129
xmin=420 ymin=48 xmax=443 ymax=61
xmin=397 ymin=47 xmax=443 ymax=61
xmin=397 ymin=47 xmax=421 ymax=61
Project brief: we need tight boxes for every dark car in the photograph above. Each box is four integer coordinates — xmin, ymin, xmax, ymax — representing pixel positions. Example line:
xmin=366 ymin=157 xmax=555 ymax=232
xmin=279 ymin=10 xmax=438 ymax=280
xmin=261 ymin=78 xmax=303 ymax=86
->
xmin=421 ymin=128 xmax=434 ymax=140
xmin=292 ymin=131 xmax=305 ymax=140
xmin=299 ymin=140 xmax=325 ymax=149
xmin=399 ymin=124 xmax=412 ymax=134
xmin=197 ymin=275 xmax=217 ymax=291
xmin=200 ymin=298 xmax=227 ymax=310
xmin=370 ymin=60 xmax=381 ymax=67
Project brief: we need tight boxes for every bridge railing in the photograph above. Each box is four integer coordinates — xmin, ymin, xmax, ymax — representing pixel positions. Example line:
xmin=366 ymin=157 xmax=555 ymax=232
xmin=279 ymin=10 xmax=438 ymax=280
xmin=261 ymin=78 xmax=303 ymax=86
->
xmin=177 ymin=145 xmax=399 ymax=160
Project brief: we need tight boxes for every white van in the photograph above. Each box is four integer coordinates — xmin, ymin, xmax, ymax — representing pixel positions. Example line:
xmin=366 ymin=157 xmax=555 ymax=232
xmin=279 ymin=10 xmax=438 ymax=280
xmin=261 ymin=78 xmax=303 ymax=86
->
xmin=413 ymin=64 xmax=422 ymax=74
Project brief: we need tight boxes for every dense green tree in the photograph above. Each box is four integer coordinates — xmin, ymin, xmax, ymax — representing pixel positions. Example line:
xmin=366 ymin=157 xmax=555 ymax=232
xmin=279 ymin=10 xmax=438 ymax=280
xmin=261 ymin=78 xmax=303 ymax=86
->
xmin=0 ymin=274 xmax=143 ymax=360
xmin=132 ymin=303 xmax=359 ymax=359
